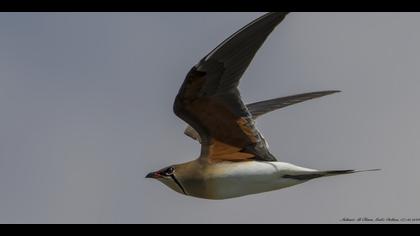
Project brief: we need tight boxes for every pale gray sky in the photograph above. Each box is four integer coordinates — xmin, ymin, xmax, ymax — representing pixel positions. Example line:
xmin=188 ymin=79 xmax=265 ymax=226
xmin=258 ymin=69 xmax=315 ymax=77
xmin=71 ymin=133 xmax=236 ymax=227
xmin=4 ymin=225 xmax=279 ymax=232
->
xmin=0 ymin=12 xmax=419 ymax=224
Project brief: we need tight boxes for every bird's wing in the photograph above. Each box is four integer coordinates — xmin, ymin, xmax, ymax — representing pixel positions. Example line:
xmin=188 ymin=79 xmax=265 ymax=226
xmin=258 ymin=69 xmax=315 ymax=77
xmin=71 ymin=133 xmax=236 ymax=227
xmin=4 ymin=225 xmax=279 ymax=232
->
xmin=247 ymin=91 xmax=341 ymax=118
xmin=174 ymin=12 xmax=289 ymax=162
xmin=183 ymin=90 xmax=341 ymax=141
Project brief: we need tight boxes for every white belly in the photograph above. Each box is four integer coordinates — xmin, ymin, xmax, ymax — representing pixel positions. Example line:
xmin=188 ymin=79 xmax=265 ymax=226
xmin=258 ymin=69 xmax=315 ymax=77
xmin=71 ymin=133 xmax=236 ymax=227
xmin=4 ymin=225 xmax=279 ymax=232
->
xmin=194 ymin=161 xmax=316 ymax=200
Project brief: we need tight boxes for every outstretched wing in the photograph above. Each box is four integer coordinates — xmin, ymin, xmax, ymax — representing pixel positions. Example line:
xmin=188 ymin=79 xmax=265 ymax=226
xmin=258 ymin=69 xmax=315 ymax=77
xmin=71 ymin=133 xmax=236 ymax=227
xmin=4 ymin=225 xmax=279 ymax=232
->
xmin=184 ymin=91 xmax=341 ymax=142
xmin=174 ymin=12 xmax=289 ymax=162
xmin=247 ymin=91 xmax=341 ymax=118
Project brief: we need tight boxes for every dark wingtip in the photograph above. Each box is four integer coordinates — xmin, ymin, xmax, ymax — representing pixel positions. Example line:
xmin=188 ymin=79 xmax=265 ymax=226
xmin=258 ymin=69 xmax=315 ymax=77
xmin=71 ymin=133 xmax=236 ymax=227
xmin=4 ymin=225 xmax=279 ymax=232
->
xmin=319 ymin=90 xmax=342 ymax=97
xmin=325 ymin=90 xmax=342 ymax=94
xmin=266 ymin=12 xmax=291 ymax=19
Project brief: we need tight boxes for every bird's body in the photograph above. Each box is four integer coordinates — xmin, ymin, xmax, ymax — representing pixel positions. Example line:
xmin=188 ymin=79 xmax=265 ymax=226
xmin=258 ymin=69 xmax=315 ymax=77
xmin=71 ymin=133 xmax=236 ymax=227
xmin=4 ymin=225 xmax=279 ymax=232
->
xmin=146 ymin=12 xmax=379 ymax=200
xmin=169 ymin=160 xmax=315 ymax=200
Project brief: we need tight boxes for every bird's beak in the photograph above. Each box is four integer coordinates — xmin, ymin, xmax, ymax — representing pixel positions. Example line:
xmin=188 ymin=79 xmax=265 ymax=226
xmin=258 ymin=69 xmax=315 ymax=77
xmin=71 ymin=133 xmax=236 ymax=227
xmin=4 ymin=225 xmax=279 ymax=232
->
xmin=145 ymin=172 xmax=161 ymax=179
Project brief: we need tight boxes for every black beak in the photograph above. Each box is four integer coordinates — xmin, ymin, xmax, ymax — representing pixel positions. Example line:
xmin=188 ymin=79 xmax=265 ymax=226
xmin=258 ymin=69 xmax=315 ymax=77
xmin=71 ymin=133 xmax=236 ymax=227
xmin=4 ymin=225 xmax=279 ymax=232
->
xmin=145 ymin=172 xmax=160 ymax=179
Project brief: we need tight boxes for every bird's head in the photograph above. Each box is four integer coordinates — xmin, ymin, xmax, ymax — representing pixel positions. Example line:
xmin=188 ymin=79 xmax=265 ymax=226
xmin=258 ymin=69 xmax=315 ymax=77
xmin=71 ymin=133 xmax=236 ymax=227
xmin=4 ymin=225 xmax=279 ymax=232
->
xmin=145 ymin=165 xmax=187 ymax=195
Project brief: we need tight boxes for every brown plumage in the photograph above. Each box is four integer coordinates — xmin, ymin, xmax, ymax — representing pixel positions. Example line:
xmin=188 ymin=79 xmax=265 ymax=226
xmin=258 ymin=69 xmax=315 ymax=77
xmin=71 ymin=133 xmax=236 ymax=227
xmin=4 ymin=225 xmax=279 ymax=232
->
xmin=145 ymin=12 xmax=377 ymax=200
xmin=173 ymin=13 xmax=292 ymax=162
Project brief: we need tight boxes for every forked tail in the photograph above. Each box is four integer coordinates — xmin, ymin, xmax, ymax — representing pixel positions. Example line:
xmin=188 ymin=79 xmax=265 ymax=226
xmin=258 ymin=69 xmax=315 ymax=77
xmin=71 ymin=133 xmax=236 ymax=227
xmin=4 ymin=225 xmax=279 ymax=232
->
xmin=284 ymin=169 xmax=380 ymax=181
xmin=323 ymin=169 xmax=381 ymax=177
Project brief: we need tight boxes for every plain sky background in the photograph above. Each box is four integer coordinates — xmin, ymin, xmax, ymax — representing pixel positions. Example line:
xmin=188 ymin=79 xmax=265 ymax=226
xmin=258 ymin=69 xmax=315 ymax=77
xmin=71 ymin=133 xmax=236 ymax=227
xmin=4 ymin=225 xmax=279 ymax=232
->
xmin=0 ymin=12 xmax=420 ymax=224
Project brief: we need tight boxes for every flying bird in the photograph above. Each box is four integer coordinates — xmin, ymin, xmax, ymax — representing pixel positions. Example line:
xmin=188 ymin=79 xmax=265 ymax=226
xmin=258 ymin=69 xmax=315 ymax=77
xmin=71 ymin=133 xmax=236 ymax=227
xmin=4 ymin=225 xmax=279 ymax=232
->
xmin=146 ymin=12 xmax=378 ymax=200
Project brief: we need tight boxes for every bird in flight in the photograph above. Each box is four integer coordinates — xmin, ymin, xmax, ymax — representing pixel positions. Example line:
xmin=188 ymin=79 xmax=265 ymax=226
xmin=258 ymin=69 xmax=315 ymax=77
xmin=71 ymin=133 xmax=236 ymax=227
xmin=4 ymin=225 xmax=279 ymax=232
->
xmin=146 ymin=12 xmax=379 ymax=200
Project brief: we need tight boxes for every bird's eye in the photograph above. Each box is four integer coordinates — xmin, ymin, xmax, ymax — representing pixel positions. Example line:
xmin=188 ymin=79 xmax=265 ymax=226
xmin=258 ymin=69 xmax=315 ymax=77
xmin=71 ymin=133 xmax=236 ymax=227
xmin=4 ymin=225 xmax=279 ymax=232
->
xmin=165 ymin=167 xmax=175 ymax=175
